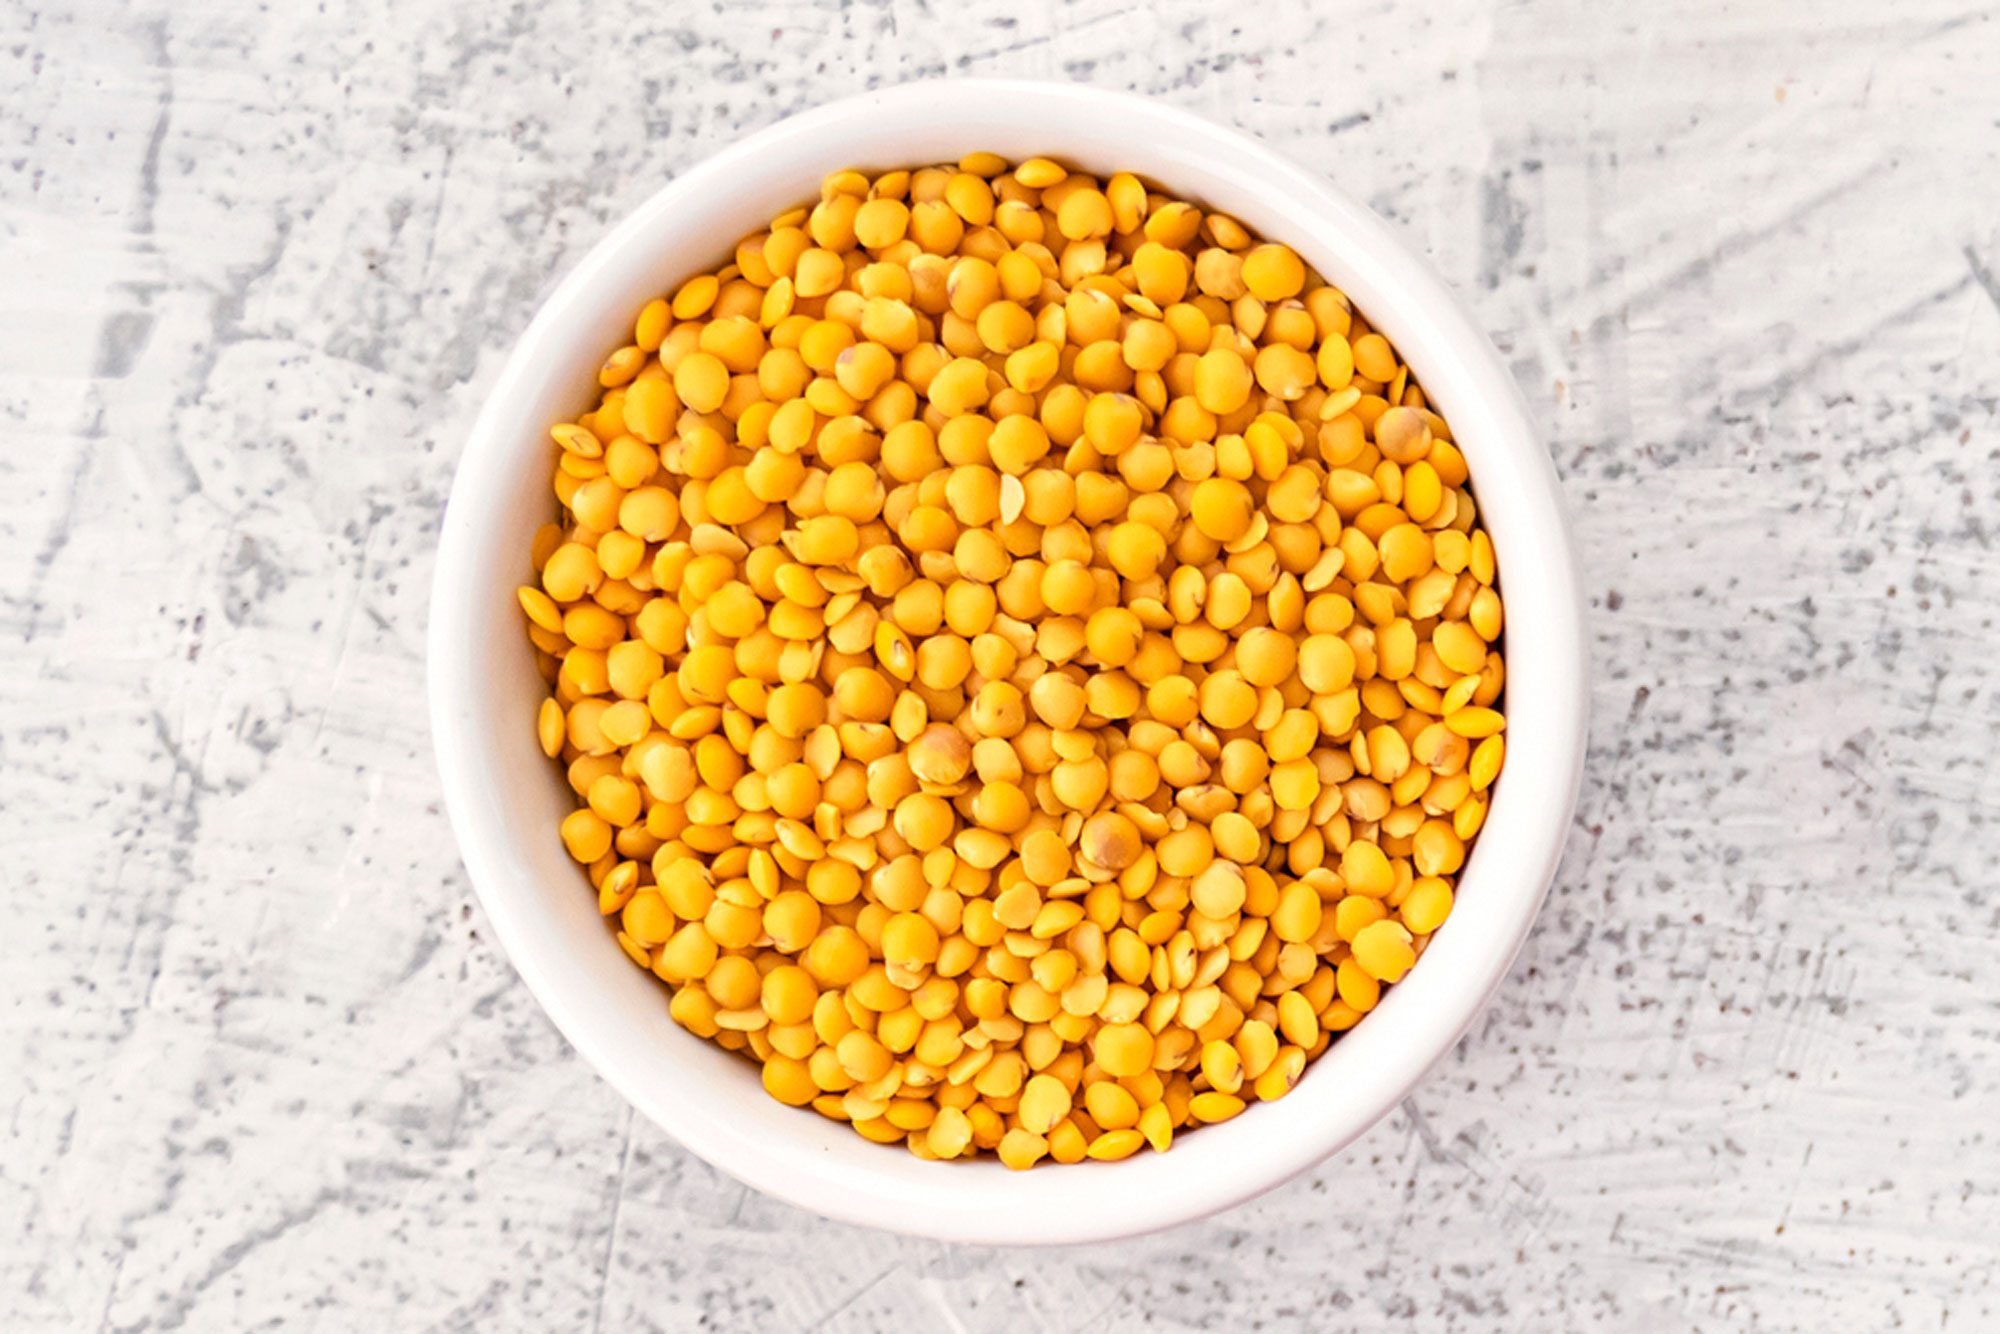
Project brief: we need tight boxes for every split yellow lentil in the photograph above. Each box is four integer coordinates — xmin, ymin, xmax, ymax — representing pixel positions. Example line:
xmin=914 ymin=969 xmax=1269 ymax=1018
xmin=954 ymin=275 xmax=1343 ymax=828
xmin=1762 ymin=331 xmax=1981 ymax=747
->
xmin=521 ymin=154 xmax=1506 ymax=1167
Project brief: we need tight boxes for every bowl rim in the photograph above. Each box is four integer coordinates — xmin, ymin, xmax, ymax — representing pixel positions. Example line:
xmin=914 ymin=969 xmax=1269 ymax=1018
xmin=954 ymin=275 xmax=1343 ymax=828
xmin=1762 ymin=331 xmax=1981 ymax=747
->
xmin=429 ymin=77 xmax=1588 ymax=1244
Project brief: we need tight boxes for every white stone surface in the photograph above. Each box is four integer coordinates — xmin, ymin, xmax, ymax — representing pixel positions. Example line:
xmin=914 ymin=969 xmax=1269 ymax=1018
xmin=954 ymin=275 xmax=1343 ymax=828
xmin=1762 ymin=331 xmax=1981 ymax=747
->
xmin=4 ymin=0 xmax=1999 ymax=1328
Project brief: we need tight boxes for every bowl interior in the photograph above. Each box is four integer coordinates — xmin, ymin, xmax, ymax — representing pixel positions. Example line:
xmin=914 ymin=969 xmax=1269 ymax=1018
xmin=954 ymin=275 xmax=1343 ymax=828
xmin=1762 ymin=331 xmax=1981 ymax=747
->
xmin=430 ymin=81 xmax=1586 ymax=1244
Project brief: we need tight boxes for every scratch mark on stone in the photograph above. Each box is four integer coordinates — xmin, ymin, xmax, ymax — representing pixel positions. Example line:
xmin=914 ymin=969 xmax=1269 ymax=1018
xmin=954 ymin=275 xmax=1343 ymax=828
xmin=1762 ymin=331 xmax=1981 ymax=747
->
xmin=1964 ymin=245 xmax=2000 ymax=319
xmin=110 ymin=1188 xmax=343 ymax=1333
xmin=586 ymin=1108 xmax=637 ymax=1334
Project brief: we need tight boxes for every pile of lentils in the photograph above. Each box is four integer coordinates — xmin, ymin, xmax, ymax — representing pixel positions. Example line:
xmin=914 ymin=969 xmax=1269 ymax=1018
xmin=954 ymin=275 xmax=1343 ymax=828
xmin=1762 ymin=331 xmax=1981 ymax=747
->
xmin=516 ymin=154 xmax=1506 ymax=1168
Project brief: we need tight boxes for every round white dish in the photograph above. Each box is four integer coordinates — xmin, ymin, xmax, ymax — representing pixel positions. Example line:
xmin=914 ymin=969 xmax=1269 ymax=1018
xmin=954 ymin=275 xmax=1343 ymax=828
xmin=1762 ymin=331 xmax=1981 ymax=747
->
xmin=429 ymin=79 xmax=1588 ymax=1245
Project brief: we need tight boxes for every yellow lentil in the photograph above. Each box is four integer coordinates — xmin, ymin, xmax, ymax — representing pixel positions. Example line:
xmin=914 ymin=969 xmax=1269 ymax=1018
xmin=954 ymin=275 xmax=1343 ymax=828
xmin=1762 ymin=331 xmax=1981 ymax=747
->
xmin=522 ymin=154 xmax=1505 ymax=1166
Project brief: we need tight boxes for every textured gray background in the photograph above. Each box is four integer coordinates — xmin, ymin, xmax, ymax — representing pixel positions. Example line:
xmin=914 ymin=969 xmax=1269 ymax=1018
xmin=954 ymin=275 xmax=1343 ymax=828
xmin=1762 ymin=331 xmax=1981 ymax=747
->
xmin=5 ymin=0 xmax=1998 ymax=1329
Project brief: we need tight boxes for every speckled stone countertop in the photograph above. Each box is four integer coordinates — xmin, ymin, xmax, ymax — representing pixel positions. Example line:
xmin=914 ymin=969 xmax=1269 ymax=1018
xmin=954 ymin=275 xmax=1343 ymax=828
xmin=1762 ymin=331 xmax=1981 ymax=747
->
xmin=4 ymin=0 xmax=1998 ymax=1328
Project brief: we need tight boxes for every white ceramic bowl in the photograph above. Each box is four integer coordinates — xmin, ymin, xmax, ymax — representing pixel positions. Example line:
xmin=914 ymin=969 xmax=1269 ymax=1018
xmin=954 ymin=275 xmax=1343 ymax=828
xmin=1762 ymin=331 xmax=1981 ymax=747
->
xmin=430 ymin=80 xmax=1588 ymax=1244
